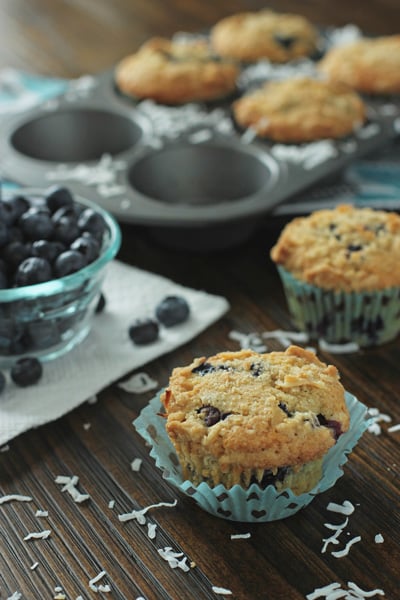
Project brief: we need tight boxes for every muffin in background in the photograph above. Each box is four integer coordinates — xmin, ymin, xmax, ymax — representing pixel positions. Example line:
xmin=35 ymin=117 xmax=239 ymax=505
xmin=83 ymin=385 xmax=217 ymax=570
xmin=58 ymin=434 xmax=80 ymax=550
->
xmin=160 ymin=346 xmax=350 ymax=495
xmin=210 ymin=9 xmax=319 ymax=63
xmin=232 ymin=77 xmax=366 ymax=143
xmin=318 ymin=35 xmax=400 ymax=95
xmin=115 ymin=36 xmax=239 ymax=105
xmin=270 ymin=204 xmax=400 ymax=347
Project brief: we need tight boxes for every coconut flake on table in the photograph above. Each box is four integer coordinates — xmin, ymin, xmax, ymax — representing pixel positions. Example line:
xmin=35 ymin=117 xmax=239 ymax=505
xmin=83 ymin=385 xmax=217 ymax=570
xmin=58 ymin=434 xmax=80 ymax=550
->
xmin=387 ymin=423 xmax=400 ymax=433
xmin=306 ymin=581 xmax=385 ymax=599
xmin=318 ymin=339 xmax=360 ymax=354
xmin=211 ymin=586 xmax=233 ymax=596
xmin=108 ymin=499 xmax=115 ymax=509
xmin=321 ymin=517 xmax=349 ymax=554
xmin=230 ymin=533 xmax=251 ymax=540
xmin=30 ymin=562 xmax=39 ymax=570
xmin=375 ymin=533 xmax=384 ymax=544
xmin=367 ymin=408 xmax=392 ymax=436
xmin=331 ymin=535 xmax=362 ymax=558
xmin=0 ymin=494 xmax=32 ymax=504
xmin=35 ymin=509 xmax=49 ymax=517
xmin=23 ymin=530 xmax=51 ymax=541
xmin=327 ymin=500 xmax=355 ymax=516
xmin=6 ymin=592 xmax=22 ymax=600
xmin=88 ymin=570 xmax=111 ymax=593
xmin=130 ymin=458 xmax=143 ymax=472
xmin=118 ymin=499 xmax=177 ymax=525
xmin=55 ymin=475 xmax=90 ymax=503
xmin=117 ymin=372 xmax=158 ymax=394
xmin=158 ymin=547 xmax=191 ymax=572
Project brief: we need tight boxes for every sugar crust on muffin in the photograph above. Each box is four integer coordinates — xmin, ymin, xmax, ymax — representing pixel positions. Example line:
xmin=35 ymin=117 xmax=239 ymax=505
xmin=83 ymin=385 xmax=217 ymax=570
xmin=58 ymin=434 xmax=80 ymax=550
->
xmin=270 ymin=204 xmax=400 ymax=292
xmin=115 ymin=36 xmax=239 ymax=104
xmin=210 ymin=9 xmax=319 ymax=63
xmin=160 ymin=346 xmax=349 ymax=492
xmin=318 ymin=35 xmax=400 ymax=95
xmin=232 ymin=77 xmax=366 ymax=143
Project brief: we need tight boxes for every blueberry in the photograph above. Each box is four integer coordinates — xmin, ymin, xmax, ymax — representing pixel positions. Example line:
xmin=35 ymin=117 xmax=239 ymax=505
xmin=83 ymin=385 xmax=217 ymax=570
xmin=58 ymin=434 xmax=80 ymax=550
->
xmin=278 ymin=402 xmax=293 ymax=417
xmin=26 ymin=320 xmax=61 ymax=349
xmin=31 ymin=240 xmax=66 ymax=263
xmin=273 ymin=34 xmax=297 ymax=49
xmin=191 ymin=361 xmax=229 ymax=376
xmin=0 ymin=195 xmax=29 ymax=226
xmin=197 ymin=405 xmax=231 ymax=427
xmin=45 ymin=185 xmax=74 ymax=214
xmin=70 ymin=234 xmax=100 ymax=264
xmin=317 ymin=414 xmax=343 ymax=440
xmin=0 ymin=370 xmax=5 ymax=395
xmin=11 ymin=357 xmax=43 ymax=387
xmin=128 ymin=318 xmax=159 ymax=344
xmin=19 ymin=207 xmax=54 ymax=240
xmin=78 ymin=208 xmax=106 ymax=238
xmin=2 ymin=241 xmax=31 ymax=272
xmin=52 ymin=215 xmax=80 ymax=245
xmin=155 ymin=295 xmax=190 ymax=327
xmin=14 ymin=257 xmax=52 ymax=286
xmin=250 ymin=466 xmax=289 ymax=489
xmin=54 ymin=250 xmax=86 ymax=277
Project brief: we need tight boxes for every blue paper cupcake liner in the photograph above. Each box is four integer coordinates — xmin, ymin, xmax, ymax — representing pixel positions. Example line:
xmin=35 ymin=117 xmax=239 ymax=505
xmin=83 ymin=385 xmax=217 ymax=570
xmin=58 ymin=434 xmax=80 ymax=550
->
xmin=277 ymin=266 xmax=400 ymax=347
xmin=133 ymin=390 xmax=371 ymax=522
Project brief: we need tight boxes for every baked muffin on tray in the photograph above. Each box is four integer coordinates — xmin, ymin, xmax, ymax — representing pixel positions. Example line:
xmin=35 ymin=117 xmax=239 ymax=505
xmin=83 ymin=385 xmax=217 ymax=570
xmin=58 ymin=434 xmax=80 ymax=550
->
xmin=318 ymin=35 xmax=400 ymax=95
xmin=210 ymin=9 xmax=319 ymax=63
xmin=232 ymin=77 xmax=366 ymax=143
xmin=115 ymin=36 xmax=239 ymax=105
xmin=160 ymin=346 xmax=350 ymax=494
xmin=270 ymin=204 xmax=400 ymax=347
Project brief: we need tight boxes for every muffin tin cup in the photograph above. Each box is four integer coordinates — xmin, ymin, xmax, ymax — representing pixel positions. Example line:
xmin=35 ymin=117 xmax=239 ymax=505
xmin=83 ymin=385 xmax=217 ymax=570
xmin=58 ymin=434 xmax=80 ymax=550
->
xmin=133 ymin=390 xmax=370 ymax=522
xmin=277 ymin=266 xmax=400 ymax=347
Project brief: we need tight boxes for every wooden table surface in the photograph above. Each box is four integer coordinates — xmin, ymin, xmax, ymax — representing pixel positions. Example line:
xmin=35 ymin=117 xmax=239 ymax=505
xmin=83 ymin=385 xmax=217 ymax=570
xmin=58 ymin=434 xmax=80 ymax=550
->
xmin=0 ymin=1 xmax=399 ymax=599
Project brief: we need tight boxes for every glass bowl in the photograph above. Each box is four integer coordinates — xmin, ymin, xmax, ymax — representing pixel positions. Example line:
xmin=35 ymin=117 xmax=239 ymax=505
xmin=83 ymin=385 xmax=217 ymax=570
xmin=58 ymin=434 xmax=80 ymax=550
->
xmin=0 ymin=189 xmax=121 ymax=366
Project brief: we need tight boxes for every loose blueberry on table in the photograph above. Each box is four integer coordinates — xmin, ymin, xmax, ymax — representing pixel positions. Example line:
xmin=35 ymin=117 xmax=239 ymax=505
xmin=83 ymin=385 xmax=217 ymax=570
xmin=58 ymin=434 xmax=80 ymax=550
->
xmin=155 ymin=295 xmax=190 ymax=327
xmin=128 ymin=318 xmax=160 ymax=345
xmin=10 ymin=357 xmax=43 ymax=387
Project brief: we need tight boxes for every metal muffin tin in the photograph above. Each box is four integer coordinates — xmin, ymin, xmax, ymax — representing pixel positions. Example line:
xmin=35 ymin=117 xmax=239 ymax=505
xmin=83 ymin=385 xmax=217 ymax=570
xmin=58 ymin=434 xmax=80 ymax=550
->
xmin=0 ymin=62 xmax=399 ymax=247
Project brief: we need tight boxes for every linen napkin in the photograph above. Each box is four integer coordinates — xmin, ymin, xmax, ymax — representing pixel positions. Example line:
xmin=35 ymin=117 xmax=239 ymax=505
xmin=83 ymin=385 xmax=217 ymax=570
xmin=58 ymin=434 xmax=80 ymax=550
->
xmin=0 ymin=260 xmax=229 ymax=445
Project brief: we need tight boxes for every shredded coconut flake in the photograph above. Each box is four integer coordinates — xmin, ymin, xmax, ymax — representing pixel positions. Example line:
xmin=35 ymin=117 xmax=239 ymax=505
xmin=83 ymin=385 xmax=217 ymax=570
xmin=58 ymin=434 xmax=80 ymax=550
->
xmin=331 ymin=535 xmax=361 ymax=558
xmin=118 ymin=372 xmax=159 ymax=394
xmin=55 ymin=475 xmax=90 ymax=503
xmin=89 ymin=570 xmax=111 ymax=593
xmin=374 ymin=533 xmax=384 ymax=544
xmin=147 ymin=522 xmax=157 ymax=539
xmin=230 ymin=533 xmax=251 ymax=540
xmin=158 ymin=547 xmax=190 ymax=572
xmin=35 ymin=509 xmax=49 ymax=517
xmin=347 ymin=581 xmax=385 ymax=597
xmin=130 ymin=458 xmax=143 ymax=472
xmin=6 ymin=592 xmax=22 ymax=600
xmin=327 ymin=500 xmax=355 ymax=515
xmin=387 ymin=423 xmax=400 ymax=433
xmin=46 ymin=153 xmax=127 ymax=198
xmin=23 ymin=530 xmax=51 ymax=541
xmin=271 ymin=140 xmax=338 ymax=168
xmin=211 ymin=586 xmax=233 ymax=596
xmin=108 ymin=499 xmax=115 ymax=509
xmin=30 ymin=562 xmax=39 ymax=570
xmin=118 ymin=499 xmax=177 ymax=525
xmin=319 ymin=339 xmax=360 ymax=354
xmin=0 ymin=494 xmax=32 ymax=504
xmin=367 ymin=409 xmax=392 ymax=436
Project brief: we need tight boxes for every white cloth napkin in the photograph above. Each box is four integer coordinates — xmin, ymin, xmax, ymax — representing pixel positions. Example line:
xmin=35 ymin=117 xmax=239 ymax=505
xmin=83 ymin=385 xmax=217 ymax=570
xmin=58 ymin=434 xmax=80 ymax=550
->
xmin=0 ymin=260 xmax=229 ymax=445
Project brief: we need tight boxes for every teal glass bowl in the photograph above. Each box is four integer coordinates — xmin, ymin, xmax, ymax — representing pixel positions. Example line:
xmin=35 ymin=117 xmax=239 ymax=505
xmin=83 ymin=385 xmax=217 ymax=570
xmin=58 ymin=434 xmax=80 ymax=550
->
xmin=0 ymin=190 xmax=121 ymax=366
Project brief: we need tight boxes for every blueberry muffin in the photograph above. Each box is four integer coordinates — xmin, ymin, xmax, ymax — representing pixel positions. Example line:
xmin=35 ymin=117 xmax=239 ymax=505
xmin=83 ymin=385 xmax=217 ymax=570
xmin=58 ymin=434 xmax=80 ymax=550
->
xmin=160 ymin=346 xmax=350 ymax=494
xmin=114 ymin=37 xmax=239 ymax=104
xmin=232 ymin=77 xmax=366 ymax=142
xmin=270 ymin=204 xmax=400 ymax=346
xmin=318 ymin=35 xmax=400 ymax=95
xmin=210 ymin=9 xmax=319 ymax=63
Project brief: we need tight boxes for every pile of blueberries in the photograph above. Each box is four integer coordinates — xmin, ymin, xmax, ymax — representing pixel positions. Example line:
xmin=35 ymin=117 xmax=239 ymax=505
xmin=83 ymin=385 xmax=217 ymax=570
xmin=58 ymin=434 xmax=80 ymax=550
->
xmin=0 ymin=185 xmax=109 ymax=389
xmin=0 ymin=185 xmax=106 ymax=289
